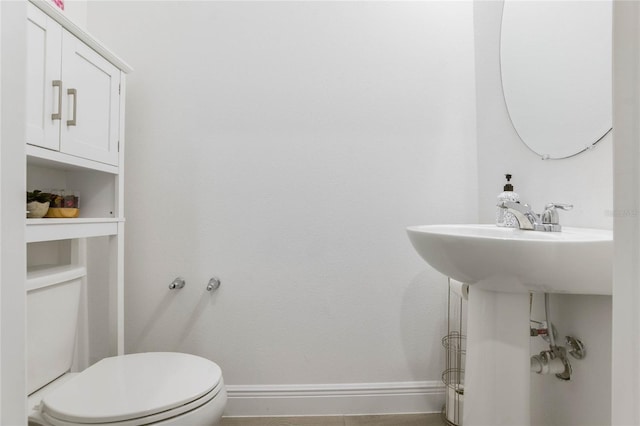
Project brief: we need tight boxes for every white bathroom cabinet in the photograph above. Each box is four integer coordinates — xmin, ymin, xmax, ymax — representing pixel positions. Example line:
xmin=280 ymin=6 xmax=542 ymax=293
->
xmin=26 ymin=3 xmax=121 ymax=166
xmin=25 ymin=0 xmax=131 ymax=243
xmin=2 ymin=0 xmax=132 ymax=423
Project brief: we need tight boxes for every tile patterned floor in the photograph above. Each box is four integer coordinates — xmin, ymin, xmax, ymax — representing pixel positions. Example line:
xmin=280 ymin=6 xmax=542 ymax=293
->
xmin=221 ymin=413 xmax=445 ymax=426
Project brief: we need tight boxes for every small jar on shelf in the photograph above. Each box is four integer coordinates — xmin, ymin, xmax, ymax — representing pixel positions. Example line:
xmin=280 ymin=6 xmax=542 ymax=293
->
xmin=45 ymin=190 xmax=80 ymax=218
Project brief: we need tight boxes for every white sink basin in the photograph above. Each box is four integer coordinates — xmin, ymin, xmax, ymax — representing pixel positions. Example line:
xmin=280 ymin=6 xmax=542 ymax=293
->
xmin=406 ymin=224 xmax=612 ymax=294
xmin=406 ymin=224 xmax=613 ymax=426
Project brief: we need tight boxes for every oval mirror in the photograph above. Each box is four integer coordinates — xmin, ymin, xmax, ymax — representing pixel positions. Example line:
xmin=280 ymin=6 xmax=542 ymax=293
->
xmin=500 ymin=0 xmax=612 ymax=160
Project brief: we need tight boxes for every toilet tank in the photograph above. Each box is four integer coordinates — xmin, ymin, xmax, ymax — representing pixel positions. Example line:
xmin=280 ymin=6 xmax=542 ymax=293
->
xmin=26 ymin=266 xmax=85 ymax=395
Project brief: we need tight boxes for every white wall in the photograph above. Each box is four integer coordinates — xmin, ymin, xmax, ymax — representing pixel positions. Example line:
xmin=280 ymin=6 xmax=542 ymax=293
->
xmin=86 ymin=0 xmax=477 ymax=415
xmin=0 ymin=2 xmax=27 ymax=423
xmin=474 ymin=2 xmax=612 ymax=425
xmin=61 ymin=0 xmax=87 ymax=29
xmin=611 ymin=2 xmax=640 ymax=424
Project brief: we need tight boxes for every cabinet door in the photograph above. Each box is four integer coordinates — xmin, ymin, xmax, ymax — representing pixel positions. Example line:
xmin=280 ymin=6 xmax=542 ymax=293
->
xmin=60 ymin=31 xmax=120 ymax=166
xmin=26 ymin=4 xmax=62 ymax=151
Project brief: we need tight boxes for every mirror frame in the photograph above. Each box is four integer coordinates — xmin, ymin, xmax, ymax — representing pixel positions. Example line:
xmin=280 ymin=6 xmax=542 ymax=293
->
xmin=499 ymin=0 xmax=612 ymax=160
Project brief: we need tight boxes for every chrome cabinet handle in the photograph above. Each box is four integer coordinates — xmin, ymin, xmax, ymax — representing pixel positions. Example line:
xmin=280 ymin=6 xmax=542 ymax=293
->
xmin=51 ymin=80 xmax=62 ymax=120
xmin=66 ymin=88 xmax=77 ymax=126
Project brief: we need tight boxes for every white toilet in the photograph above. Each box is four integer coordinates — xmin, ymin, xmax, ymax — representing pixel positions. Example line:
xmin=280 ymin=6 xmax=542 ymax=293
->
xmin=26 ymin=273 xmax=227 ymax=426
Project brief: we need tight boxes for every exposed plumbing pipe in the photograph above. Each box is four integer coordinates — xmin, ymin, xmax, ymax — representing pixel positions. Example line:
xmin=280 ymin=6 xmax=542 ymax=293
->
xmin=530 ymin=293 xmax=572 ymax=380
xmin=544 ymin=293 xmax=556 ymax=347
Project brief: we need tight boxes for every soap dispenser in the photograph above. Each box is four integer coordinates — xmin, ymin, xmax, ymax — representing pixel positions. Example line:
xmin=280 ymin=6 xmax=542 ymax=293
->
xmin=496 ymin=174 xmax=519 ymax=227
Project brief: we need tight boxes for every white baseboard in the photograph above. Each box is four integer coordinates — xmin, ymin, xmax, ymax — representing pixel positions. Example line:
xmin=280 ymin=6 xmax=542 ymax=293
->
xmin=224 ymin=381 xmax=445 ymax=417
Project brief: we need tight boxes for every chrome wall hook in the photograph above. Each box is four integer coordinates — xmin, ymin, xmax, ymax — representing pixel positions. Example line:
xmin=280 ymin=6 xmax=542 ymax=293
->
xmin=207 ymin=277 xmax=221 ymax=292
xmin=169 ymin=277 xmax=185 ymax=290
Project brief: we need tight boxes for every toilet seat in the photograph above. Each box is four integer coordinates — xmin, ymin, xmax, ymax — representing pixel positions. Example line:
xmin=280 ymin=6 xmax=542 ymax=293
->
xmin=37 ymin=352 xmax=223 ymax=426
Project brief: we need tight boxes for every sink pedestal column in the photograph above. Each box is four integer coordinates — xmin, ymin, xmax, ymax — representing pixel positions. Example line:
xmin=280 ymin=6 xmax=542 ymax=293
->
xmin=464 ymin=287 xmax=530 ymax=426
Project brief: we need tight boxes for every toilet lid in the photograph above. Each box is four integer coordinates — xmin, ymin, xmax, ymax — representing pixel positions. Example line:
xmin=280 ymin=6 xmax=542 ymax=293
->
xmin=41 ymin=352 xmax=222 ymax=424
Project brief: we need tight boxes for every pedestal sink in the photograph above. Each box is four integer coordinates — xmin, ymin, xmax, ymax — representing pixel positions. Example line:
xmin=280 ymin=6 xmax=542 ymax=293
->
xmin=406 ymin=224 xmax=612 ymax=426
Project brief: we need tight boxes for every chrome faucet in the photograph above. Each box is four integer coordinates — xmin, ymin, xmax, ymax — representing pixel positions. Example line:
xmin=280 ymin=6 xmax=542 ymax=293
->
xmin=497 ymin=201 xmax=573 ymax=232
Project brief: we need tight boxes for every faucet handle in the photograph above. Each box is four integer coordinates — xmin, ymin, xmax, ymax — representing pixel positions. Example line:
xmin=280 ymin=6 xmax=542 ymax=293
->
xmin=545 ymin=203 xmax=573 ymax=210
xmin=541 ymin=203 xmax=573 ymax=224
